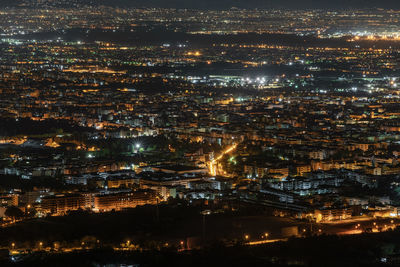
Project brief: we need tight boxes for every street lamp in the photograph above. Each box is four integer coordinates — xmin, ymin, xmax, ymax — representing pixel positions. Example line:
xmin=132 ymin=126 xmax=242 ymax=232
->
xmin=134 ymin=143 xmax=141 ymax=154
xmin=201 ymin=210 xmax=211 ymax=245
xmin=25 ymin=204 xmax=31 ymax=216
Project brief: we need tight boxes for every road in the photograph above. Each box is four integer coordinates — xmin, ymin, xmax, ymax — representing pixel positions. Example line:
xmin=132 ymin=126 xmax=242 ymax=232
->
xmin=208 ymin=143 xmax=237 ymax=176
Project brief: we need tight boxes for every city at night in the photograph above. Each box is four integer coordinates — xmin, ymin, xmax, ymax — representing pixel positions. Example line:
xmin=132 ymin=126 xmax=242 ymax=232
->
xmin=2 ymin=0 xmax=400 ymax=266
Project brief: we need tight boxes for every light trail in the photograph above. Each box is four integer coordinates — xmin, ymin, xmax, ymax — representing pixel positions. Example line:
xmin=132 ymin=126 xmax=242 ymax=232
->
xmin=246 ymin=238 xmax=287 ymax=246
xmin=208 ymin=143 xmax=237 ymax=176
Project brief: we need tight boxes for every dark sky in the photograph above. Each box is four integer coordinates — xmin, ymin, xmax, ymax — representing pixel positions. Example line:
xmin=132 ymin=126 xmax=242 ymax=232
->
xmin=93 ymin=0 xmax=400 ymax=9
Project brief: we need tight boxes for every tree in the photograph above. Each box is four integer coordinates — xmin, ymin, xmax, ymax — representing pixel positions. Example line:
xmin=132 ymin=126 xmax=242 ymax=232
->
xmin=5 ymin=206 xmax=24 ymax=221
xmin=26 ymin=207 xmax=37 ymax=218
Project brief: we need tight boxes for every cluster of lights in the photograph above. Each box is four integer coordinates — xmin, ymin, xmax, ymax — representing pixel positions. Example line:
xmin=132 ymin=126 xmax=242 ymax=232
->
xmin=241 ymin=77 xmax=268 ymax=85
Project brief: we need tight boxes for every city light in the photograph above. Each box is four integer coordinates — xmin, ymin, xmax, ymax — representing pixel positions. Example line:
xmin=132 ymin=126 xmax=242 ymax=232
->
xmin=0 ymin=4 xmax=399 ymax=266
